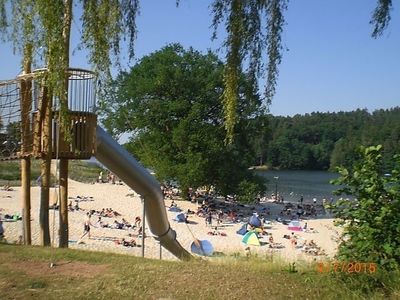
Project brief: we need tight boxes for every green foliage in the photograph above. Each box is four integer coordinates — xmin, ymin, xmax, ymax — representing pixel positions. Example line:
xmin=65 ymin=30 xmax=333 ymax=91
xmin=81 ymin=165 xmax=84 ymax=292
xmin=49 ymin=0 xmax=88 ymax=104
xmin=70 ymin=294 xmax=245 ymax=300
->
xmin=1 ymin=0 xmax=139 ymax=132
xmin=260 ymin=108 xmax=400 ymax=171
xmin=68 ymin=160 xmax=104 ymax=183
xmin=81 ymin=0 xmax=140 ymax=83
xmin=330 ymin=145 xmax=400 ymax=271
xmin=100 ymin=44 xmax=265 ymax=197
xmin=211 ymin=0 xmax=288 ymax=142
xmin=236 ymin=178 xmax=265 ymax=204
xmin=0 ymin=160 xmax=101 ymax=185
xmin=370 ymin=0 xmax=393 ymax=38
xmin=285 ymin=262 xmax=298 ymax=273
xmin=0 ymin=161 xmax=41 ymax=184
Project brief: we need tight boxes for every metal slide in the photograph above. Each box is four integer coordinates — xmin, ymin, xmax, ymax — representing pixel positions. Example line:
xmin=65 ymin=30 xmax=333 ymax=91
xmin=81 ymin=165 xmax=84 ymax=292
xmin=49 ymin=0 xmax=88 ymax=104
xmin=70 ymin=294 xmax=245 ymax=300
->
xmin=95 ymin=126 xmax=192 ymax=260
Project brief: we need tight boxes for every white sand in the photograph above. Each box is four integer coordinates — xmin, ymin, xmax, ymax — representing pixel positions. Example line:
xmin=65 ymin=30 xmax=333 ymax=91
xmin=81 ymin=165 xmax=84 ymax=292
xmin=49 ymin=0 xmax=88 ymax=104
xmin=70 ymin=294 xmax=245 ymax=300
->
xmin=0 ymin=179 xmax=341 ymax=262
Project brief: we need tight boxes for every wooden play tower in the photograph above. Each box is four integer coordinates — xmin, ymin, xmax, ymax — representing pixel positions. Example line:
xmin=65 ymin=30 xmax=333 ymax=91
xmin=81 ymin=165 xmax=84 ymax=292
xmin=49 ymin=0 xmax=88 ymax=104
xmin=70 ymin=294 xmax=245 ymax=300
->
xmin=0 ymin=68 xmax=97 ymax=247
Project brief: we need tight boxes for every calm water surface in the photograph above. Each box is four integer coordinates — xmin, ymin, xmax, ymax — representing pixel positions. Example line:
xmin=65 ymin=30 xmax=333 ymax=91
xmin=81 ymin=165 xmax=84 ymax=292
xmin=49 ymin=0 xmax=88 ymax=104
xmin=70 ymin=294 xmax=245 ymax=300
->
xmin=257 ymin=170 xmax=342 ymax=203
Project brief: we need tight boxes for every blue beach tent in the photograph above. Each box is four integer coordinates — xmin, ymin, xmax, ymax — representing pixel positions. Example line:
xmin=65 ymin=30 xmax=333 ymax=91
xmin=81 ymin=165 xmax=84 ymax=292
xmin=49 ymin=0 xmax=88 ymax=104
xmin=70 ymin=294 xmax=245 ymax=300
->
xmin=174 ymin=213 xmax=186 ymax=222
xmin=236 ymin=223 xmax=248 ymax=235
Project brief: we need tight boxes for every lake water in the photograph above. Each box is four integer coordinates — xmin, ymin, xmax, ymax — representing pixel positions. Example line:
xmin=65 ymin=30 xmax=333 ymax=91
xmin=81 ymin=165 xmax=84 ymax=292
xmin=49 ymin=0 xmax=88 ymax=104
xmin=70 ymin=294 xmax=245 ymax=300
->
xmin=256 ymin=170 xmax=342 ymax=203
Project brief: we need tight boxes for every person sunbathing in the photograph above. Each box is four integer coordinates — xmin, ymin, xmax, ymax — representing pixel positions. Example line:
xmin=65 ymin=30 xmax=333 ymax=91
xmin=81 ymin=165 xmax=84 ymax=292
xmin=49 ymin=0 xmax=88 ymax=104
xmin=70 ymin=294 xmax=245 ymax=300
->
xmin=308 ymin=240 xmax=317 ymax=247
xmin=122 ymin=238 xmax=137 ymax=247
xmin=113 ymin=220 xmax=124 ymax=229
xmin=2 ymin=185 xmax=13 ymax=191
xmin=269 ymin=242 xmax=284 ymax=249
xmin=110 ymin=208 xmax=121 ymax=217
xmin=115 ymin=238 xmax=137 ymax=247
xmin=122 ymin=218 xmax=132 ymax=228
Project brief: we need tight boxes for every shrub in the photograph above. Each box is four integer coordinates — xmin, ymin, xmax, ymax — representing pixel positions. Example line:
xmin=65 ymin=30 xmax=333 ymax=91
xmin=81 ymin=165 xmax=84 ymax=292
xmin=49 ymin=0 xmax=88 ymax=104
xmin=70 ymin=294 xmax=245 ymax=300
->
xmin=330 ymin=145 xmax=400 ymax=270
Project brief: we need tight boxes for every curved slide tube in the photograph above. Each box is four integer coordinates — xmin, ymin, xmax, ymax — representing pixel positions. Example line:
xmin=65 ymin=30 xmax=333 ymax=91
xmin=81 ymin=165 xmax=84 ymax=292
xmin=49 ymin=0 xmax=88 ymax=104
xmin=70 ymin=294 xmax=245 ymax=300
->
xmin=95 ymin=126 xmax=192 ymax=260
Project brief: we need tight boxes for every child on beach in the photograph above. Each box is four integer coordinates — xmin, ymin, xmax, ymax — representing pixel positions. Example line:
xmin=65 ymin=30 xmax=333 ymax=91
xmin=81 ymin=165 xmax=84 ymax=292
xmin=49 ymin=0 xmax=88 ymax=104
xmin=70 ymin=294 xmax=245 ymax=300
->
xmin=290 ymin=232 xmax=297 ymax=247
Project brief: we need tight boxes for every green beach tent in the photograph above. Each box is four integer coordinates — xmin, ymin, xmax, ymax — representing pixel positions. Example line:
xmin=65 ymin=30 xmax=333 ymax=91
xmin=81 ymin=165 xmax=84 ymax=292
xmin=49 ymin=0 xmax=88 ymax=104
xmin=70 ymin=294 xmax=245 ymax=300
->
xmin=242 ymin=231 xmax=260 ymax=246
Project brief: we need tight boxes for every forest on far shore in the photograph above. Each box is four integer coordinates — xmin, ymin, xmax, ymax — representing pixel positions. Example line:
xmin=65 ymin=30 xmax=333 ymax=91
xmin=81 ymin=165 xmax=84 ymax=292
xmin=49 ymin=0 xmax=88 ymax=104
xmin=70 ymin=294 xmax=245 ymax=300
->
xmin=254 ymin=107 xmax=400 ymax=172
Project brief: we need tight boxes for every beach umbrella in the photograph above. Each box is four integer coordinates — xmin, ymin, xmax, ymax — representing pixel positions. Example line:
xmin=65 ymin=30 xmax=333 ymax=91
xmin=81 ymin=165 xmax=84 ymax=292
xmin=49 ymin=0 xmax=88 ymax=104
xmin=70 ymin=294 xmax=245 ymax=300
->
xmin=249 ymin=213 xmax=262 ymax=228
xmin=190 ymin=239 xmax=214 ymax=256
xmin=242 ymin=231 xmax=260 ymax=246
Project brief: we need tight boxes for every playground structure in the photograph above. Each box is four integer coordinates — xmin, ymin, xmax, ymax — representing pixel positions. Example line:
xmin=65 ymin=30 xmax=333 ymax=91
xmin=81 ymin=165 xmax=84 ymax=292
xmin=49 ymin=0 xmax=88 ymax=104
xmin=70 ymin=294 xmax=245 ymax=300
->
xmin=0 ymin=69 xmax=97 ymax=160
xmin=0 ymin=68 xmax=191 ymax=260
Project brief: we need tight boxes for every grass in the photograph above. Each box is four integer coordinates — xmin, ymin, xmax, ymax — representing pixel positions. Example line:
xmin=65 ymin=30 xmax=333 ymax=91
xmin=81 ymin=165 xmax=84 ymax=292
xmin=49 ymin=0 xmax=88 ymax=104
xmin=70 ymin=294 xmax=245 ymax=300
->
xmin=0 ymin=160 xmax=103 ymax=186
xmin=68 ymin=160 xmax=103 ymax=183
xmin=0 ymin=160 xmax=41 ymax=186
xmin=0 ymin=243 xmax=399 ymax=299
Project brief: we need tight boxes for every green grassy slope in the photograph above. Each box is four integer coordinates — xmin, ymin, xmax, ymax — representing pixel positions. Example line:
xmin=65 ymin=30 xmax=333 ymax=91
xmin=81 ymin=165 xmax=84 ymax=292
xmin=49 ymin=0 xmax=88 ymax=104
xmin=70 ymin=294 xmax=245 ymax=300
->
xmin=0 ymin=160 xmax=103 ymax=186
xmin=0 ymin=243 xmax=398 ymax=299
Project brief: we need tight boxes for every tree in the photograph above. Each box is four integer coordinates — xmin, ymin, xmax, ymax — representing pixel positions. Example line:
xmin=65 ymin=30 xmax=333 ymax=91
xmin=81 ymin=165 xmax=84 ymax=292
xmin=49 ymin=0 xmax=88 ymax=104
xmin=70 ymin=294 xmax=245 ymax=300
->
xmin=1 ymin=1 xmax=396 ymax=142
xmin=101 ymin=44 xmax=265 ymax=199
xmin=210 ymin=0 xmax=287 ymax=142
xmin=330 ymin=145 xmax=400 ymax=270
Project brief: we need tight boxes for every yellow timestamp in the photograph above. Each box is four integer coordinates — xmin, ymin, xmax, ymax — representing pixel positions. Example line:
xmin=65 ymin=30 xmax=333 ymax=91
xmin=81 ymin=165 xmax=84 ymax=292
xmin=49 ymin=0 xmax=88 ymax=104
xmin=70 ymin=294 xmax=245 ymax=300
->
xmin=316 ymin=262 xmax=377 ymax=274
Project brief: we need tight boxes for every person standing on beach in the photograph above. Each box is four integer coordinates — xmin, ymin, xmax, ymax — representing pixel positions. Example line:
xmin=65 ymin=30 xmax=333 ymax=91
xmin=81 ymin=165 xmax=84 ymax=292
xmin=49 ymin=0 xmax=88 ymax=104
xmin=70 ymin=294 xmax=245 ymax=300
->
xmin=206 ymin=212 xmax=212 ymax=227
xmin=98 ymin=171 xmax=103 ymax=183
xmin=134 ymin=216 xmax=141 ymax=228
xmin=0 ymin=219 xmax=4 ymax=241
xmin=78 ymin=212 xmax=95 ymax=243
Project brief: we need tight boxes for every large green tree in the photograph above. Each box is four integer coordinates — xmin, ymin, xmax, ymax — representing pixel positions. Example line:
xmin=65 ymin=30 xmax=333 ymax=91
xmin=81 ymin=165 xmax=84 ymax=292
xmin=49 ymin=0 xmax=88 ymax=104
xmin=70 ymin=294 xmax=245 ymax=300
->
xmin=101 ymin=44 xmax=265 ymax=199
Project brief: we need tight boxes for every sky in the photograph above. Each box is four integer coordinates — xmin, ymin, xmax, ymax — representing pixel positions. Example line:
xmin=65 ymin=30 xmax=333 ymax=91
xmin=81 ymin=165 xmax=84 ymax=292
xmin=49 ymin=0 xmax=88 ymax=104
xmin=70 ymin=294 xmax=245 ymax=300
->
xmin=0 ymin=0 xmax=399 ymax=116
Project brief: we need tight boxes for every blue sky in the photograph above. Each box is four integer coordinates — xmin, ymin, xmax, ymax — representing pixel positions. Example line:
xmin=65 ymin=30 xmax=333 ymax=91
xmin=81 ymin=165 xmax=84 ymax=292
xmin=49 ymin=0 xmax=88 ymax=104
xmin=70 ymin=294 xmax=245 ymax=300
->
xmin=0 ymin=0 xmax=399 ymax=116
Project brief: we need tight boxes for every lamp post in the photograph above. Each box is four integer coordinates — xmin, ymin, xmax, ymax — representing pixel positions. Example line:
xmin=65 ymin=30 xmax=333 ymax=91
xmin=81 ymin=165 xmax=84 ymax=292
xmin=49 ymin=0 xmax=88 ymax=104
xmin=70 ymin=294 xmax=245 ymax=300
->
xmin=274 ymin=176 xmax=279 ymax=201
xmin=140 ymin=195 xmax=145 ymax=258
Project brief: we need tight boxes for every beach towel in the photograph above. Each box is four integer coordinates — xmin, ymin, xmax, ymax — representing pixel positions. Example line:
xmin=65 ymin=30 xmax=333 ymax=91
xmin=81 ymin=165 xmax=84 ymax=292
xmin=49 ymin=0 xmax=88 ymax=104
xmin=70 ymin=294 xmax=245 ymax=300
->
xmin=168 ymin=206 xmax=182 ymax=212
xmin=288 ymin=220 xmax=303 ymax=231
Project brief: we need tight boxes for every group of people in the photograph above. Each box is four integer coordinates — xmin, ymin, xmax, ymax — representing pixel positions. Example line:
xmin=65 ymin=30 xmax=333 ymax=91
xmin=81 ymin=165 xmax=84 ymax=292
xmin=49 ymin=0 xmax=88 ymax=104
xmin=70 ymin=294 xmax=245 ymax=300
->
xmin=96 ymin=171 xmax=122 ymax=185
xmin=77 ymin=211 xmax=144 ymax=245
xmin=1 ymin=184 xmax=13 ymax=191
xmin=279 ymin=202 xmax=323 ymax=219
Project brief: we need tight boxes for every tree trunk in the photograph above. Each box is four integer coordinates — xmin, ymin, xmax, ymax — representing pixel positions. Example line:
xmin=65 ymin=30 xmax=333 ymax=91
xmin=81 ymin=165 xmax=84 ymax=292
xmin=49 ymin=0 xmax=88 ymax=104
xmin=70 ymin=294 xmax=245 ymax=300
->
xmin=57 ymin=0 xmax=73 ymax=248
xmin=21 ymin=158 xmax=31 ymax=244
xmin=39 ymin=86 xmax=52 ymax=246
xmin=59 ymin=159 xmax=68 ymax=247
xmin=20 ymin=43 xmax=33 ymax=245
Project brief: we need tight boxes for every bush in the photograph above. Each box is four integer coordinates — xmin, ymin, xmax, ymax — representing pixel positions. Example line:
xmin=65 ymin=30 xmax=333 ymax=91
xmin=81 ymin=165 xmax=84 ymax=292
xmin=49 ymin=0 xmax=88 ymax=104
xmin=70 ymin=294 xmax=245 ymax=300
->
xmin=236 ymin=177 xmax=265 ymax=204
xmin=330 ymin=145 xmax=400 ymax=271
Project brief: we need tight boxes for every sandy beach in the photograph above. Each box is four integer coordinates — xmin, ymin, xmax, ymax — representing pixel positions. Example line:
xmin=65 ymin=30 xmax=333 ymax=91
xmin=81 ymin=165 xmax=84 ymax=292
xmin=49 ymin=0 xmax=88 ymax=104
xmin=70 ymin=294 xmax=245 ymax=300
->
xmin=0 ymin=179 xmax=341 ymax=262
